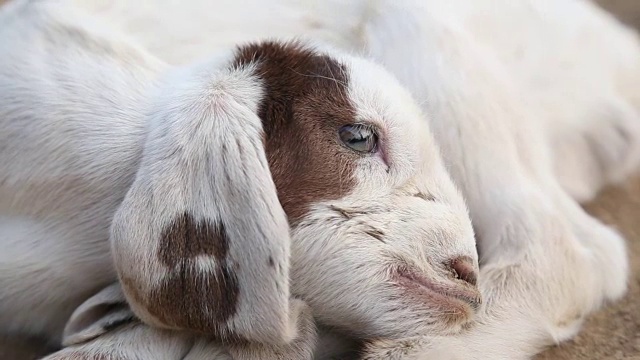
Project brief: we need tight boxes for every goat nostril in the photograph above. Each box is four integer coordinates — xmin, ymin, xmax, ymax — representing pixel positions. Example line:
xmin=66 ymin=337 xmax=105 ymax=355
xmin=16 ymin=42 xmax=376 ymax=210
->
xmin=448 ymin=256 xmax=478 ymax=286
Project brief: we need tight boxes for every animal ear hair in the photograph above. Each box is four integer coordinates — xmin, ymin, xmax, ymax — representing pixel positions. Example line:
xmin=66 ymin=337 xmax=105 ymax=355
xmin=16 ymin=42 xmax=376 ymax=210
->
xmin=62 ymin=283 xmax=134 ymax=347
xmin=49 ymin=283 xmax=193 ymax=360
xmin=109 ymin=60 xmax=297 ymax=344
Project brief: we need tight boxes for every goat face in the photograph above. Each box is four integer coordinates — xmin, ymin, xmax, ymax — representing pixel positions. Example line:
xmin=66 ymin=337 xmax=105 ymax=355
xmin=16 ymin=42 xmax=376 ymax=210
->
xmin=266 ymin=44 xmax=480 ymax=338
xmin=113 ymin=40 xmax=479 ymax=342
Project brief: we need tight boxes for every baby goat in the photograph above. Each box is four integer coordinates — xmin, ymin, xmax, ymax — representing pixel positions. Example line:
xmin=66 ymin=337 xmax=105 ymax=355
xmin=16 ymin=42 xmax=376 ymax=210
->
xmin=0 ymin=0 xmax=478 ymax=356
xmin=2 ymin=0 xmax=639 ymax=358
xmin=58 ymin=0 xmax=640 ymax=358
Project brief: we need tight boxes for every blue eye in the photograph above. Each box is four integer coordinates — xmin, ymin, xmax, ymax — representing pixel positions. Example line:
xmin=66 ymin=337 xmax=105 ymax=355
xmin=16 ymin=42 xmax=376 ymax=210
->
xmin=339 ymin=124 xmax=378 ymax=153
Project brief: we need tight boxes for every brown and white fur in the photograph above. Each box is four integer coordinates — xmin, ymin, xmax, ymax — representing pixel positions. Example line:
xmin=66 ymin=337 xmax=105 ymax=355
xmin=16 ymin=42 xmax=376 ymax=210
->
xmin=0 ymin=0 xmax=479 ymax=357
xmin=1 ymin=0 xmax=639 ymax=359
xmin=43 ymin=283 xmax=320 ymax=360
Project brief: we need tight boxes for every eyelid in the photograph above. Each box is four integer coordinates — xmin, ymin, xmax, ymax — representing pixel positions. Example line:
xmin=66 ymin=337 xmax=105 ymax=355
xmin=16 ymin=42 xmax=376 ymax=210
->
xmin=365 ymin=122 xmax=389 ymax=167
xmin=354 ymin=123 xmax=376 ymax=132
xmin=353 ymin=123 xmax=379 ymax=142
xmin=339 ymin=123 xmax=379 ymax=153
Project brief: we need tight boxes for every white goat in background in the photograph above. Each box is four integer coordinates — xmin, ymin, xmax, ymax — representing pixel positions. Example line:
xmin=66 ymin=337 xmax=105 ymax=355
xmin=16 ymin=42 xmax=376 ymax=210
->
xmin=1 ymin=0 xmax=639 ymax=359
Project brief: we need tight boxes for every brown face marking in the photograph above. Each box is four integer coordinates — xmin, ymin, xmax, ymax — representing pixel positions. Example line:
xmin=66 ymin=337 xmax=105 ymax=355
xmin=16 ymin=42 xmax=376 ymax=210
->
xmin=140 ymin=213 xmax=239 ymax=334
xmin=232 ymin=41 xmax=359 ymax=223
xmin=127 ymin=41 xmax=362 ymax=338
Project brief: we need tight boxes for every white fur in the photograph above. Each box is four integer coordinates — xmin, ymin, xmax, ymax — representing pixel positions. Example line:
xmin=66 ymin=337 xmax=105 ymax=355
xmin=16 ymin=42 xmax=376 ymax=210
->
xmin=44 ymin=283 xmax=319 ymax=360
xmin=0 ymin=0 xmax=477 ymax=353
xmin=110 ymin=54 xmax=297 ymax=344
xmin=361 ymin=1 xmax=633 ymax=358
xmin=70 ymin=0 xmax=640 ymax=203
xmin=1 ymin=0 xmax=638 ymax=359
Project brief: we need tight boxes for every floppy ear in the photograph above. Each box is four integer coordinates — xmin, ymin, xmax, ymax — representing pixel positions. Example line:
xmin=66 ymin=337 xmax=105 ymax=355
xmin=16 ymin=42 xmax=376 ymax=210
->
xmin=48 ymin=283 xmax=194 ymax=360
xmin=110 ymin=58 xmax=294 ymax=344
xmin=62 ymin=283 xmax=134 ymax=347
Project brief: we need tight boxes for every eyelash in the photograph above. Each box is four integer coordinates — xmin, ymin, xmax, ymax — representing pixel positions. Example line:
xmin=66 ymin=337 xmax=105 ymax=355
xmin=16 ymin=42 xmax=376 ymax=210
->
xmin=339 ymin=124 xmax=379 ymax=154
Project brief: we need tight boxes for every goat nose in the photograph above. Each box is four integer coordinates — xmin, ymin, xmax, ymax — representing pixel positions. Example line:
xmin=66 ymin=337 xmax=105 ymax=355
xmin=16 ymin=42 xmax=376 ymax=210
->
xmin=448 ymin=256 xmax=478 ymax=286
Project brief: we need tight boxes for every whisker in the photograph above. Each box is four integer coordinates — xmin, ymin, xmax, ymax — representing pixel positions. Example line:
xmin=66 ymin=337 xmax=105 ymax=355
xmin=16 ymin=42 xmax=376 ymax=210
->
xmin=289 ymin=67 xmax=349 ymax=89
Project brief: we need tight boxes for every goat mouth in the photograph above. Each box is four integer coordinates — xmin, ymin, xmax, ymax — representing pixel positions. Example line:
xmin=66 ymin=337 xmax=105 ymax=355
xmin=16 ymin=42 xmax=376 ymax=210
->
xmin=394 ymin=268 xmax=482 ymax=315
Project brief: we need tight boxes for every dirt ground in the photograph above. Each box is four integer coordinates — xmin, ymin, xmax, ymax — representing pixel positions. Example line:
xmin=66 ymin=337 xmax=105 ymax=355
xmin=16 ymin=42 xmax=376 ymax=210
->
xmin=1 ymin=0 xmax=640 ymax=359
xmin=536 ymin=179 xmax=640 ymax=360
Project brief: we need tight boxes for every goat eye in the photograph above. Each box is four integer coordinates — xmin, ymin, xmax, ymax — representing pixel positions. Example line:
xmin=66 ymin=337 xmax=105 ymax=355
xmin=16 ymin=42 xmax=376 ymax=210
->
xmin=339 ymin=124 xmax=378 ymax=153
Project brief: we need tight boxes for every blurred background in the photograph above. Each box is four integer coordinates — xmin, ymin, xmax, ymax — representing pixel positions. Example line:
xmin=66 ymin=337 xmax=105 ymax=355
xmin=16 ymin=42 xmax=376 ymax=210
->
xmin=0 ymin=0 xmax=638 ymax=359
xmin=596 ymin=0 xmax=640 ymax=29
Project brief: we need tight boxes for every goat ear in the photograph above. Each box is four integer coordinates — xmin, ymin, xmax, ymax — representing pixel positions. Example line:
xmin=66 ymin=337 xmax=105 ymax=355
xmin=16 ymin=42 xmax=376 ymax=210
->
xmin=110 ymin=60 xmax=294 ymax=345
xmin=62 ymin=283 xmax=134 ymax=347
xmin=50 ymin=286 xmax=192 ymax=360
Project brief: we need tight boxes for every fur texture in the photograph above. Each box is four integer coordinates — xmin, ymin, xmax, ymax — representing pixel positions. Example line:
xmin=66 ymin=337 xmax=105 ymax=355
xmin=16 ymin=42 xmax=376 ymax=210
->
xmin=43 ymin=283 xmax=319 ymax=360
xmin=0 ymin=0 xmax=478 ymax=355
xmin=2 ymin=0 xmax=639 ymax=359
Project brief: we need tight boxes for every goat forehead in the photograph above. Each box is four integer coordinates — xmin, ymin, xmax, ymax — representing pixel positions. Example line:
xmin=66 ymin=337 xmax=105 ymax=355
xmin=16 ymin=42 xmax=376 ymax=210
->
xmin=344 ymin=56 xmax=439 ymax=183
xmin=345 ymin=56 xmax=429 ymax=134
xmin=230 ymin=41 xmax=362 ymax=223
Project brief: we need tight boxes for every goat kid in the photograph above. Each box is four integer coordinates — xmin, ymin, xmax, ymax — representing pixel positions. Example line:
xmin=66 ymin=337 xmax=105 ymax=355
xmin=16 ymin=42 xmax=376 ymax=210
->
xmin=0 ymin=0 xmax=478 ymax=357
xmin=48 ymin=0 xmax=640 ymax=359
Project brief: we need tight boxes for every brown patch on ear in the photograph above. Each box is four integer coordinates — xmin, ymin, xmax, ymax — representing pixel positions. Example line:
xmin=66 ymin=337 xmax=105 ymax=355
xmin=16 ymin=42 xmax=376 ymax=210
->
xmin=232 ymin=41 xmax=358 ymax=223
xmin=127 ymin=213 xmax=240 ymax=334
xmin=158 ymin=213 xmax=229 ymax=268
xmin=147 ymin=265 xmax=240 ymax=334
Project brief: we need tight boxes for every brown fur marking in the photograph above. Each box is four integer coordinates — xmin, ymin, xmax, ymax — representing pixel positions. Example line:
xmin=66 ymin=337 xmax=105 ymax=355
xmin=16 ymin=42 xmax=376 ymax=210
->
xmin=158 ymin=213 xmax=229 ymax=268
xmin=143 ymin=214 xmax=239 ymax=333
xmin=232 ymin=41 xmax=359 ymax=223
xmin=134 ymin=41 xmax=362 ymax=338
xmin=147 ymin=265 xmax=240 ymax=334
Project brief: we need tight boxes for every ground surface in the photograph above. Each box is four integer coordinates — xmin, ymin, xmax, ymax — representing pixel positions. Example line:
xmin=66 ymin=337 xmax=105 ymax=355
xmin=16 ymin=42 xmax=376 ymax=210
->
xmin=537 ymin=179 xmax=640 ymax=360
xmin=1 ymin=0 xmax=639 ymax=359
